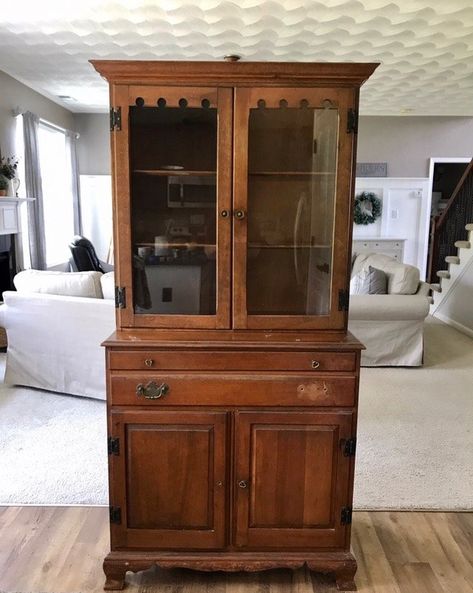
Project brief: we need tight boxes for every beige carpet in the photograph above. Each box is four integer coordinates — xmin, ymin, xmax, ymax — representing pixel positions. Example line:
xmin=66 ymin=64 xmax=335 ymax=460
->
xmin=0 ymin=316 xmax=472 ymax=508
xmin=354 ymin=316 xmax=473 ymax=510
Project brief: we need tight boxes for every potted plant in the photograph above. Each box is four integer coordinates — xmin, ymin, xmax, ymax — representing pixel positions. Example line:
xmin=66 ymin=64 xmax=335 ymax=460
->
xmin=0 ymin=155 xmax=18 ymax=180
xmin=0 ymin=174 xmax=8 ymax=196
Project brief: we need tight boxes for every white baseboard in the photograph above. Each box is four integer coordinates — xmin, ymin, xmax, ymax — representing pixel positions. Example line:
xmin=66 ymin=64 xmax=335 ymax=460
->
xmin=434 ymin=311 xmax=473 ymax=339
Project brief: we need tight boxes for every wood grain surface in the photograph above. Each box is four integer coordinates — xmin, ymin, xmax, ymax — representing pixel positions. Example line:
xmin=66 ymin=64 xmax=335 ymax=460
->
xmin=91 ymin=61 xmax=379 ymax=87
xmin=1 ymin=507 xmax=472 ymax=593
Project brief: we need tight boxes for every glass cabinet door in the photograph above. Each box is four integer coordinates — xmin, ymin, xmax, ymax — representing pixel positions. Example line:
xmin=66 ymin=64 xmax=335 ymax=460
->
xmin=233 ymin=88 xmax=354 ymax=330
xmin=112 ymin=86 xmax=232 ymax=328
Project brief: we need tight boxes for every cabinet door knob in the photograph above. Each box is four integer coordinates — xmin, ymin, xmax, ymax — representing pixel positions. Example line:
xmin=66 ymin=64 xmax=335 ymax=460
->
xmin=234 ymin=209 xmax=246 ymax=220
xmin=220 ymin=209 xmax=229 ymax=218
xmin=136 ymin=381 xmax=169 ymax=399
xmin=238 ymin=480 xmax=248 ymax=489
xmin=144 ymin=359 xmax=154 ymax=367
xmin=311 ymin=360 xmax=320 ymax=369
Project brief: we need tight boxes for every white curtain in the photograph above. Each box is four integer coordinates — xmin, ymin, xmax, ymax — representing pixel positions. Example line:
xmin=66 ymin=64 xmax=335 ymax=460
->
xmin=22 ymin=111 xmax=46 ymax=270
xmin=66 ymin=130 xmax=82 ymax=236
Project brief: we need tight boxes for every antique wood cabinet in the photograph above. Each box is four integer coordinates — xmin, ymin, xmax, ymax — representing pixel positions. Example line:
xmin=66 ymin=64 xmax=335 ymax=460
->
xmin=92 ymin=59 xmax=377 ymax=591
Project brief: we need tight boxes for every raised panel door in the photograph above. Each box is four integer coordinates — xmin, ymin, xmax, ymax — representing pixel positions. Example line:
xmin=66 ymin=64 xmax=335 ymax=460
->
xmin=109 ymin=410 xmax=227 ymax=549
xmin=234 ymin=410 xmax=353 ymax=549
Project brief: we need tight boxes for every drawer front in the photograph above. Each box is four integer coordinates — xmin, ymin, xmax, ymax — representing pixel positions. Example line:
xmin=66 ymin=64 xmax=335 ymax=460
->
xmin=109 ymin=350 xmax=356 ymax=372
xmin=109 ymin=373 xmax=356 ymax=407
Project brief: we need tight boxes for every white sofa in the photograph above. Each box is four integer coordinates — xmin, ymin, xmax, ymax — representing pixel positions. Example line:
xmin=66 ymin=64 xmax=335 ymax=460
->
xmin=348 ymin=253 xmax=431 ymax=366
xmin=0 ymin=256 xmax=430 ymax=401
xmin=0 ymin=270 xmax=116 ymax=400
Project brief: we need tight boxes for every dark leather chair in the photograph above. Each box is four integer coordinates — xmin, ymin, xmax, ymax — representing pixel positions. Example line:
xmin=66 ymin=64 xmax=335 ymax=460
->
xmin=69 ymin=235 xmax=105 ymax=273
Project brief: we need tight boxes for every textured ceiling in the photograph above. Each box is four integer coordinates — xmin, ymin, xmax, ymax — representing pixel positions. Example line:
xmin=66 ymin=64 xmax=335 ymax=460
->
xmin=1 ymin=0 xmax=473 ymax=115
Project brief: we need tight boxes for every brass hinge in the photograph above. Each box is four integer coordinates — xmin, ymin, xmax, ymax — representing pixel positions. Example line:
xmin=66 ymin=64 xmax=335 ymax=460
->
xmin=110 ymin=107 xmax=122 ymax=131
xmin=109 ymin=506 xmax=122 ymax=524
xmin=338 ymin=289 xmax=349 ymax=311
xmin=343 ymin=437 xmax=357 ymax=457
xmin=341 ymin=507 xmax=353 ymax=525
xmin=108 ymin=437 xmax=120 ymax=456
xmin=115 ymin=286 xmax=126 ymax=309
xmin=347 ymin=108 xmax=358 ymax=134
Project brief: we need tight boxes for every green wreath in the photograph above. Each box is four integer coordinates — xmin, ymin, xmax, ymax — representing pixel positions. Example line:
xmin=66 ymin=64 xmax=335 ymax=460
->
xmin=354 ymin=191 xmax=382 ymax=225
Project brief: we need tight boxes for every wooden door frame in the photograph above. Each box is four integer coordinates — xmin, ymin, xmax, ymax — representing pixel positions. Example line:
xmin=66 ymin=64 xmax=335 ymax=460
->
xmin=232 ymin=87 xmax=356 ymax=330
xmin=110 ymin=84 xmax=233 ymax=330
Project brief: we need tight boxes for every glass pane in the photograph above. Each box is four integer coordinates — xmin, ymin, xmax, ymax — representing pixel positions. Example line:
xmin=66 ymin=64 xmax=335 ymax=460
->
xmin=247 ymin=103 xmax=338 ymax=316
xmin=129 ymin=104 xmax=217 ymax=315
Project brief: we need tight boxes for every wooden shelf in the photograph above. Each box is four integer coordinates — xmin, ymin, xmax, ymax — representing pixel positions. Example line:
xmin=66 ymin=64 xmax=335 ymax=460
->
xmin=134 ymin=170 xmax=216 ymax=177
xmin=137 ymin=242 xmax=216 ymax=249
xmin=249 ymin=244 xmax=331 ymax=249
xmin=249 ymin=171 xmax=335 ymax=177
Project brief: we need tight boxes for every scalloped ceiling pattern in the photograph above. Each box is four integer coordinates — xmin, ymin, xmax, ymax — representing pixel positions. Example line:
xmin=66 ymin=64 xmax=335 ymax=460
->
xmin=0 ymin=0 xmax=472 ymax=115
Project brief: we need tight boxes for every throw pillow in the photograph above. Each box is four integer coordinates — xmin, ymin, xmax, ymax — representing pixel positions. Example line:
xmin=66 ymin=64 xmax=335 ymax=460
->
xmin=100 ymin=271 xmax=115 ymax=300
xmin=14 ymin=270 xmax=104 ymax=298
xmin=350 ymin=266 xmax=387 ymax=295
xmin=352 ymin=253 xmax=420 ymax=294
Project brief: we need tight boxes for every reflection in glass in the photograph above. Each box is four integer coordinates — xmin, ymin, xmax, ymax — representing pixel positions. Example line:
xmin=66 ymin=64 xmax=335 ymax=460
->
xmin=247 ymin=104 xmax=338 ymax=316
xmin=129 ymin=105 xmax=217 ymax=315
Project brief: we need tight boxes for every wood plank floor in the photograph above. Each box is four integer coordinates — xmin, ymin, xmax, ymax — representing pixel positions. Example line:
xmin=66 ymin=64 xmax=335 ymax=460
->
xmin=0 ymin=508 xmax=472 ymax=593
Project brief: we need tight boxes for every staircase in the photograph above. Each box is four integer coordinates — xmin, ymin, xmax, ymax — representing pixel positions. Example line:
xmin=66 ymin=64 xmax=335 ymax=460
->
xmin=428 ymin=159 xmax=473 ymax=337
xmin=429 ymin=181 xmax=473 ymax=337
xmin=428 ymin=159 xmax=473 ymax=284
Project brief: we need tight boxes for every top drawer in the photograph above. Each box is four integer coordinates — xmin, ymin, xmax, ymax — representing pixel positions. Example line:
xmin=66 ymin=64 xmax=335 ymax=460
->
xmin=108 ymin=350 xmax=356 ymax=373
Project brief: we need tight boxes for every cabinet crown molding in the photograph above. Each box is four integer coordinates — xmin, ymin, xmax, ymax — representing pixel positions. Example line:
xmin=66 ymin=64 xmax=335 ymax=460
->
xmin=90 ymin=60 xmax=379 ymax=87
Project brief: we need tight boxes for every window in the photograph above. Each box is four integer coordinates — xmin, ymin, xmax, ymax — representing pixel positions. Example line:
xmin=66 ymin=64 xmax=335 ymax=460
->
xmin=38 ymin=123 xmax=75 ymax=268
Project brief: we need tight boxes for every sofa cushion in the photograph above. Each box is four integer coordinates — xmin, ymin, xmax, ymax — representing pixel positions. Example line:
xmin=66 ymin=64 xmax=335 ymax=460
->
xmin=352 ymin=253 xmax=420 ymax=295
xmin=350 ymin=266 xmax=387 ymax=295
xmin=100 ymin=271 xmax=115 ymax=300
xmin=14 ymin=270 xmax=104 ymax=299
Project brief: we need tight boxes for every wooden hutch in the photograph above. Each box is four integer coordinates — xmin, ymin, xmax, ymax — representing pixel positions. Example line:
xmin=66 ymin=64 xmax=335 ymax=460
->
xmin=91 ymin=59 xmax=378 ymax=591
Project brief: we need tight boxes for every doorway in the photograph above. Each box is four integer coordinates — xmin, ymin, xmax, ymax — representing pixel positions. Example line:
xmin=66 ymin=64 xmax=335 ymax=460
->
xmin=427 ymin=158 xmax=470 ymax=282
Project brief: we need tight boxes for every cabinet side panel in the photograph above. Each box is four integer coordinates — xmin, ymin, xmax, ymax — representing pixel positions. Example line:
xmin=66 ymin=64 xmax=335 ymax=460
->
xmin=110 ymin=84 xmax=133 ymax=327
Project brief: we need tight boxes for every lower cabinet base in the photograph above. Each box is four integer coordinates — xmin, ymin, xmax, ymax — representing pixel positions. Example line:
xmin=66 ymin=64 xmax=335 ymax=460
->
xmin=103 ymin=550 xmax=357 ymax=591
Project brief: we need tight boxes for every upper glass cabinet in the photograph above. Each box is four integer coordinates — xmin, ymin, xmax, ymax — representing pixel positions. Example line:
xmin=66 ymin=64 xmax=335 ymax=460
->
xmin=91 ymin=60 xmax=378 ymax=332
xmin=110 ymin=84 xmax=354 ymax=331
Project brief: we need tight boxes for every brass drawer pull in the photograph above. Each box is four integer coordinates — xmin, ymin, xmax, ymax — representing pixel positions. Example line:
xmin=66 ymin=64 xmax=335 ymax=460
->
xmin=144 ymin=359 xmax=154 ymax=367
xmin=234 ymin=209 xmax=246 ymax=220
xmin=311 ymin=360 xmax=320 ymax=369
xmin=238 ymin=480 xmax=248 ymax=489
xmin=136 ymin=381 xmax=169 ymax=400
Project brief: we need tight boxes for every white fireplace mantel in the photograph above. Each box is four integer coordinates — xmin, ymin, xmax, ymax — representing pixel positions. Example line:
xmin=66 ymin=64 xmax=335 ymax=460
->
xmin=0 ymin=197 xmax=34 ymax=236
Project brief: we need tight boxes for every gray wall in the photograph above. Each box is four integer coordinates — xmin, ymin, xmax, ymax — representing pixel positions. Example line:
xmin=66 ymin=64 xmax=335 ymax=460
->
xmin=358 ymin=116 xmax=473 ymax=177
xmin=74 ymin=113 xmax=111 ymax=175
xmin=72 ymin=113 xmax=473 ymax=179
xmin=0 ymin=70 xmax=74 ymax=156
